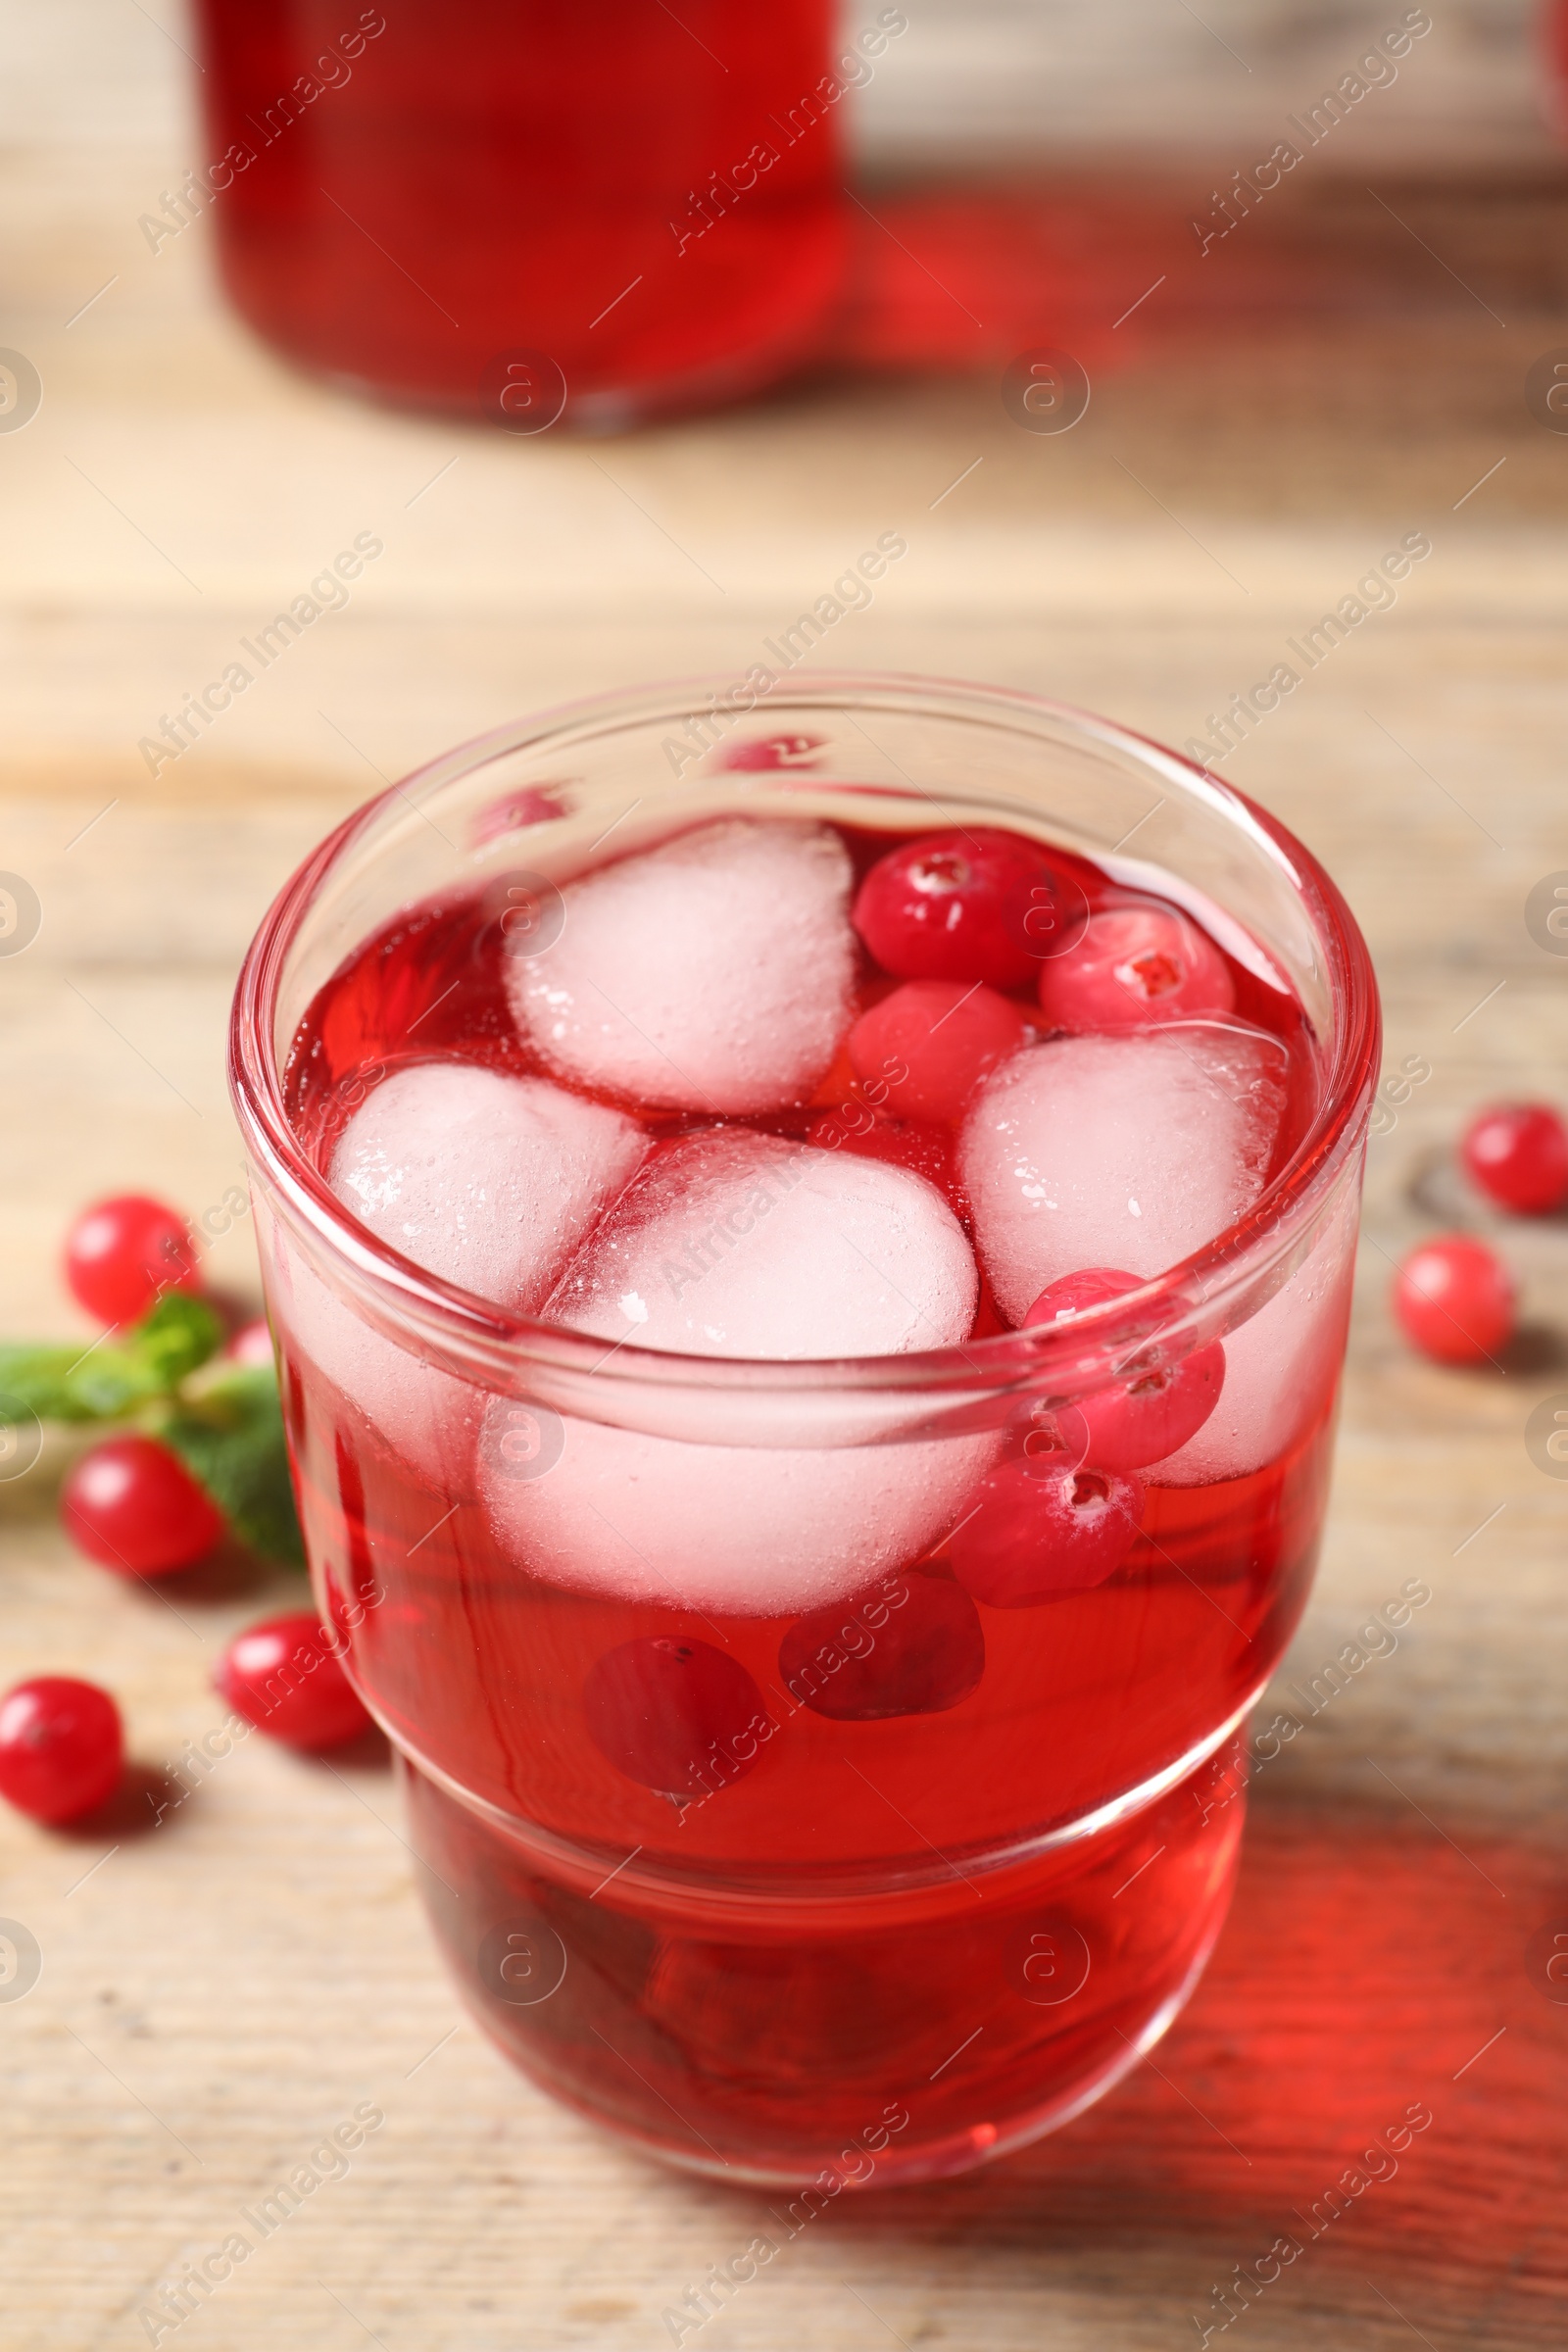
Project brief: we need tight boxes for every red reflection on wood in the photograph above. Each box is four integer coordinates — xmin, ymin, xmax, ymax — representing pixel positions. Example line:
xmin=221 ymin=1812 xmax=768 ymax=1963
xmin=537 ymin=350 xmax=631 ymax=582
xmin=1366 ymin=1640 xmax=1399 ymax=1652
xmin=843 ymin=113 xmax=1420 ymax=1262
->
xmin=825 ymin=181 xmax=1377 ymax=374
xmin=837 ymin=1801 xmax=1568 ymax=2343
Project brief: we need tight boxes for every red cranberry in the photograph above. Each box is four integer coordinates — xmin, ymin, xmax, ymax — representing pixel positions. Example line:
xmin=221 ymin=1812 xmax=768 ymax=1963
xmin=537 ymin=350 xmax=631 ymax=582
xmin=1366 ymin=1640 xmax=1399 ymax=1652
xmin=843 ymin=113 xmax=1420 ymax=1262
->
xmin=1037 ymin=903 xmax=1234 ymax=1032
xmin=779 ymin=1570 xmax=984 ymax=1720
xmin=853 ymin=829 xmax=1087 ymax=990
xmin=64 ymin=1195 xmax=200 ymax=1327
xmin=1461 ymin=1103 xmax=1568 ymax=1215
xmin=1025 ymin=1266 xmax=1146 ymax=1326
xmin=947 ymin=1460 xmax=1144 ymax=1607
xmin=1393 ymin=1236 xmax=1515 ymax=1365
xmin=0 ymin=1677 xmax=123 ymax=1824
xmin=61 ymin=1435 xmax=225 ymax=1575
xmin=848 ymin=981 xmax=1030 ymax=1124
xmin=582 ymin=1638 xmax=771 ymax=1798
xmin=1025 ymin=1268 xmax=1226 ymax=1471
xmin=215 ymin=1611 xmax=373 ymax=1748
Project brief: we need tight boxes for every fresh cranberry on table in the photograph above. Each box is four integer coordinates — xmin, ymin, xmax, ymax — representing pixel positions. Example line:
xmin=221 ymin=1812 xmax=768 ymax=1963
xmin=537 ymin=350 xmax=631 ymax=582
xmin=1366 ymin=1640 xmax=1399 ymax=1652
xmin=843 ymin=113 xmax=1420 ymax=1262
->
xmin=64 ymin=1195 xmax=200 ymax=1327
xmin=852 ymin=829 xmax=1087 ymax=990
xmin=948 ymin=1459 xmax=1144 ymax=1607
xmin=0 ymin=1677 xmax=123 ymax=1824
xmin=1037 ymin=903 xmax=1235 ymax=1032
xmin=847 ymin=980 xmax=1030 ymax=1124
xmin=215 ymin=1612 xmax=372 ymax=1748
xmin=1024 ymin=1267 xmax=1226 ymax=1471
xmin=780 ymin=1570 xmax=985 ymax=1720
xmin=1393 ymin=1235 xmax=1516 ymax=1365
xmin=1461 ymin=1102 xmax=1568 ymax=1216
xmin=61 ymin=1435 xmax=225 ymax=1575
xmin=582 ymin=1637 xmax=771 ymax=1798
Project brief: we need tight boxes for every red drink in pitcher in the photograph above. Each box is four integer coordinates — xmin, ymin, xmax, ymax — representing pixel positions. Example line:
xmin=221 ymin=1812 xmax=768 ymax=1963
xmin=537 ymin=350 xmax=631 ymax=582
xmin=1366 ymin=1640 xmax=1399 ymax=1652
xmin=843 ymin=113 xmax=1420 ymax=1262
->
xmin=231 ymin=679 xmax=1377 ymax=2184
xmin=192 ymin=0 xmax=858 ymax=425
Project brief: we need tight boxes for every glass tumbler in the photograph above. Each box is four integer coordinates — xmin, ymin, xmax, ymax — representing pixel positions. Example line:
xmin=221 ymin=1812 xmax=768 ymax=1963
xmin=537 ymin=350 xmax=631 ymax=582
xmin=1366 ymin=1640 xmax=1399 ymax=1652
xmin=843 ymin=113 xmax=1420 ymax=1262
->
xmin=228 ymin=676 xmax=1379 ymax=2185
xmin=190 ymin=0 xmax=855 ymax=428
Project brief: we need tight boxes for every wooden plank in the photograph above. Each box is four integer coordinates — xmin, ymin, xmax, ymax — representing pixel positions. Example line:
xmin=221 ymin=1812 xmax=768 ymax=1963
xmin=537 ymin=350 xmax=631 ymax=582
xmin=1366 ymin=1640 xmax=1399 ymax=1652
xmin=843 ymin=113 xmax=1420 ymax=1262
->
xmin=1 ymin=17 xmax=1566 ymax=2350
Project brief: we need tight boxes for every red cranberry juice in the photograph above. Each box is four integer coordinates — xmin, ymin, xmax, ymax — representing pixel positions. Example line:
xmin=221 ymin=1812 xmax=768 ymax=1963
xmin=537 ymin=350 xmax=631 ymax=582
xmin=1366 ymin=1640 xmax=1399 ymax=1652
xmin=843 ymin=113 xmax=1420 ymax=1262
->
xmin=275 ymin=821 xmax=1341 ymax=2177
xmin=193 ymin=0 xmax=848 ymax=421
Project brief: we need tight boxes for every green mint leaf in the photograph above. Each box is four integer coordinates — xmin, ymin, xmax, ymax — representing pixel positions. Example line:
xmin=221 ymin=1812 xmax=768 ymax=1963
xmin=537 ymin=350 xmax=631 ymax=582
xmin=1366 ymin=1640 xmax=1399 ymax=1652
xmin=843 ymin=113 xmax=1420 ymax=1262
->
xmin=67 ymin=1349 xmax=164 ymax=1418
xmin=160 ymin=1367 xmax=305 ymax=1567
xmin=0 ymin=1344 xmax=96 ymax=1423
xmin=0 ymin=1298 xmax=222 ymax=1427
xmin=0 ymin=1342 xmax=159 ymax=1423
xmin=126 ymin=1292 xmax=224 ymax=1389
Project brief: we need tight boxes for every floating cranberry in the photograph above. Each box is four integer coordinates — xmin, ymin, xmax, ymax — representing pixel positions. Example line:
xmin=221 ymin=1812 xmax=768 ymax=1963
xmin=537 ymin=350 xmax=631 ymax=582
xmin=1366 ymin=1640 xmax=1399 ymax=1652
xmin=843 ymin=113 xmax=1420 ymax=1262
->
xmin=215 ymin=1611 xmax=373 ymax=1748
xmin=852 ymin=829 xmax=1086 ymax=990
xmin=61 ymin=1435 xmax=225 ymax=1575
xmin=848 ymin=981 xmax=1030 ymax=1124
xmin=1461 ymin=1103 xmax=1568 ymax=1216
xmin=1393 ymin=1235 xmax=1515 ymax=1366
xmin=779 ymin=1570 xmax=984 ymax=1720
xmin=64 ymin=1195 xmax=200 ymax=1327
xmin=948 ymin=1460 xmax=1144 ymax=1607
xmin=1025 ymin=1267 xmax=1225 ymax=1471
xmin=1025 ymin=1266 xmax=1146 ymax=1325
xmin=582 ymin=1638 xmax=771 ymax=1798
xmin=0 ymin=1677 xmax=123 ymax=1824
xmin=1037 ymin=904 xmax=1235 ymax=1032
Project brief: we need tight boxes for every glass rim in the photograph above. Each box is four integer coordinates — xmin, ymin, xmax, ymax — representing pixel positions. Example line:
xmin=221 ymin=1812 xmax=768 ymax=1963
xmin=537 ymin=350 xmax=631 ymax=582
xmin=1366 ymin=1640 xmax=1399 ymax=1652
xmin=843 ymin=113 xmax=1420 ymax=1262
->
xmin=227 ymin=669 xmax=1381 ymax=1402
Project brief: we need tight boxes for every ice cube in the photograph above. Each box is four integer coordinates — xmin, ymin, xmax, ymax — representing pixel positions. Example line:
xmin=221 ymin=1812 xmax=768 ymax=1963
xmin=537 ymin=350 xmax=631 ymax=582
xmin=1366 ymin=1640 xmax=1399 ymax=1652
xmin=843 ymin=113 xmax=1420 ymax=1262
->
xmin=271 ymin=1240 xmax=483 ymax=1498
xmin=482 ymin=1133 xmax=994 ymax=1613
xmin=546 ymin=1130 xmax=978 ymax=1360
xmin=958 ymin=1024 xmax=1287 ymax=1323
xmin=484 ymin=1421 xmax=995 ymax=1616
xmin=506 ymin=817 xmax=856 ymax=1113
xmin=1148 ymin=1180 xmax=1357 ymax=1486
xmin=331 ymin=1060 xmax=646 ymax=1309
xmin=275 ymin=1062 xmax=645 ymax=1492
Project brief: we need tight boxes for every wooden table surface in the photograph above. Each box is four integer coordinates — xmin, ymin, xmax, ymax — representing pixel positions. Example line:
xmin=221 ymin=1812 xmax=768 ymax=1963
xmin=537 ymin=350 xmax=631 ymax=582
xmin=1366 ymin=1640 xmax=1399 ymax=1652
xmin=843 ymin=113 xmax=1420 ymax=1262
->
xmin=4 ymin=28 xmax=1568 ymax=2348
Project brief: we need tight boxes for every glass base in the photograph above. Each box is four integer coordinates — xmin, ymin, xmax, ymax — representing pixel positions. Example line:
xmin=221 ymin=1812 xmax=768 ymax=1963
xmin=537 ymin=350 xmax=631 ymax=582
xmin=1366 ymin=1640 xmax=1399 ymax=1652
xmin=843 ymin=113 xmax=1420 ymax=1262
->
xmin=403 ymin=1740 xmax=1247 ymax=2187
xmin=211 ymin=214 xmax=849 ymax=434
xmin=534 ymin=1949 xmax=1219 ymax=2191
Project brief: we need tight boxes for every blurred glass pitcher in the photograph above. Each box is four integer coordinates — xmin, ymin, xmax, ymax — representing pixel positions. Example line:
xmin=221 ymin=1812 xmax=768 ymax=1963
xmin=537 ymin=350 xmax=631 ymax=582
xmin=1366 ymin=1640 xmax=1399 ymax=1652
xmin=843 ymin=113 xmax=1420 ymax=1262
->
xmin=190 ymin=2 xmax=904 ymax=428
